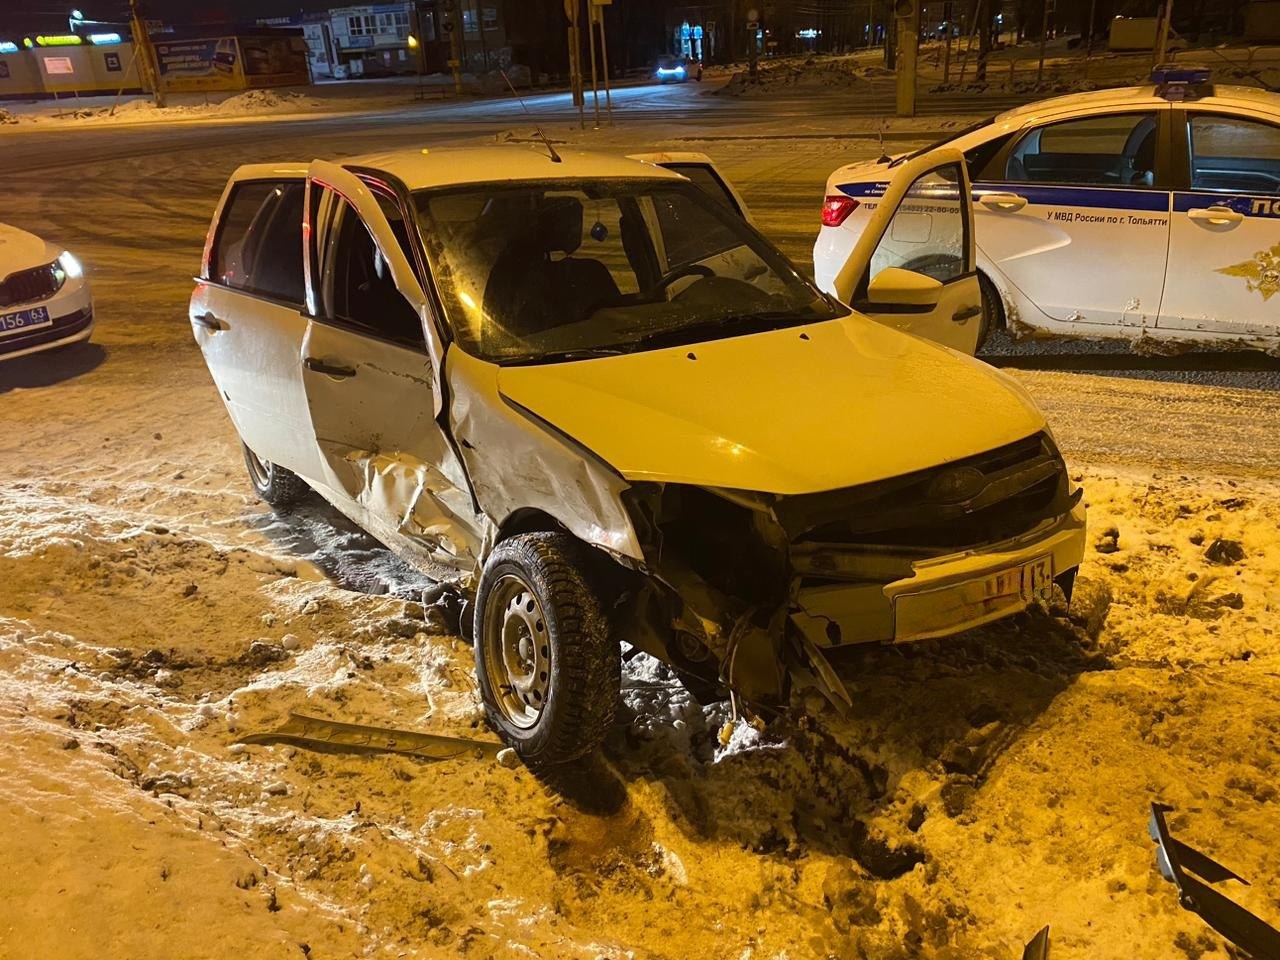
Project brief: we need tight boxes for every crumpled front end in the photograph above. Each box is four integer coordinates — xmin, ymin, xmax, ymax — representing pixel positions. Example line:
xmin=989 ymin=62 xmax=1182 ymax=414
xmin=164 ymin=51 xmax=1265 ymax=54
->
xmin=614 ymin=432 xmax=1086 ymax=709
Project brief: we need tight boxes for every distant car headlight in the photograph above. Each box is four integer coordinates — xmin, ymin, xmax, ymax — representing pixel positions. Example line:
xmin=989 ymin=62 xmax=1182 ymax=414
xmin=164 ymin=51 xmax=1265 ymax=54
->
xmin=57 ymin=250 xmax=84 ymax=280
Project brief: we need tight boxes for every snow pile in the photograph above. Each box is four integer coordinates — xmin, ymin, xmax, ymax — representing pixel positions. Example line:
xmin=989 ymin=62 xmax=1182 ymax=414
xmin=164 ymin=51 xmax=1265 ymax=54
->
xmin=717 ymin=57 xmax=875 ymax=98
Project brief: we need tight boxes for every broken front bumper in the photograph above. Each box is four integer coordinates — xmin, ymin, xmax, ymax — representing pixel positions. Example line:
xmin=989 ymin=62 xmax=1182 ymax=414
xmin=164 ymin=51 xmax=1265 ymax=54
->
xmin=790 ymin=501 xmax=1086 ymax=648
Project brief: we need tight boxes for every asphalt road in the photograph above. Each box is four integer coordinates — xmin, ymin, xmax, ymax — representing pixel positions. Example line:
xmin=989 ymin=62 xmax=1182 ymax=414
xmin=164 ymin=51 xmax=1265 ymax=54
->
xmin=4 ymin=77 xmax=1278 ymax=389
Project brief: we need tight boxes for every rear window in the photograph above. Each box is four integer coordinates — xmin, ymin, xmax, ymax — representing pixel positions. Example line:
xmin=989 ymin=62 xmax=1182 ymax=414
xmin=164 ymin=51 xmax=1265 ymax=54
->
xmin=212 ymin=180 xmax=306 ymax=304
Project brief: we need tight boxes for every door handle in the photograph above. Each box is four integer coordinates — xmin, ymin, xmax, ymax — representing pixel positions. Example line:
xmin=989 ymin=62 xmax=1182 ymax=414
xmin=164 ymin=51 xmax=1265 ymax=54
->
xmin=979 ymin=193 xmax=1028 ymax=212
xmin=952 ymin=304 xmax=982 ymax=324
xmin=193 ymin=312 xmax=225 ymax=332
xmin=1187 ymin=205 xmax=1244 ymax=226
xmin=304 ymin=357 xmax=357 ymax=379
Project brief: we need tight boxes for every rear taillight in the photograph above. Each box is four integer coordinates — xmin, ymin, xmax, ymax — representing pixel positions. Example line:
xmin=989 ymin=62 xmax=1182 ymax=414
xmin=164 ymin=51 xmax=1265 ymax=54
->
xmin=821 ymin=194 xmax=859 ymax=227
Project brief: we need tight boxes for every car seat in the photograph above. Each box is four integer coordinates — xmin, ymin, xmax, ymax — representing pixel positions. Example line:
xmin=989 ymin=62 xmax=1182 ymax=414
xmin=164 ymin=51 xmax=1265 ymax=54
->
xmin=484 ymin=197 xmax=620 ymax=337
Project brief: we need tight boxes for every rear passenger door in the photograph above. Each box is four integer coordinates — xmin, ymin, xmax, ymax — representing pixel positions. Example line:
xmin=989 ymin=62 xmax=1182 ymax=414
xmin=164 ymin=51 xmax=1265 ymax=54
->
xmin=1158 ymin=110 xmax=1280 ymax=338
xmin=299 ymin=163 xmax=479 ymax=572
xmin=972 ymin=109 xmax=1172 ymax=328
xmin=191 ymin=174 xmax=326 ymax=480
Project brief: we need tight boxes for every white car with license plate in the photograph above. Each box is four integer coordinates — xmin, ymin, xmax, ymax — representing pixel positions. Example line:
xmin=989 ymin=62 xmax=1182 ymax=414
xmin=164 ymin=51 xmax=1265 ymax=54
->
xmin=814 ymin=70 xmax=1280 ymax=355
xmin=191 ymin=145 xmax=1085 ymax=764
xmin=0 ymin=224 xmax=92 ymax=362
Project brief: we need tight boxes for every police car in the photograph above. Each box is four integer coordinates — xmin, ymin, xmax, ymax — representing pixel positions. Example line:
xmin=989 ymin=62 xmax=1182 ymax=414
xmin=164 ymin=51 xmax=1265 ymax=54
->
xmin=814 ymin=69 xmax=1280 ymax=355
xmin=0 ymin=223 xmax=93 ymax=362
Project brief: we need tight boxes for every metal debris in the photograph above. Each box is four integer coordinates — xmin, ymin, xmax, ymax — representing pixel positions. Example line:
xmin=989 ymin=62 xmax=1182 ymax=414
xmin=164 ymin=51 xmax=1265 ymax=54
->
xmin=237 ymin=712 xmax=502 ymax=761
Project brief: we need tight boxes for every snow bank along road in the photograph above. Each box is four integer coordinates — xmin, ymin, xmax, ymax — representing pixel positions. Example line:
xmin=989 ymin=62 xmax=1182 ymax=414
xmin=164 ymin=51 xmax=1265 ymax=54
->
xmin=1 ymin=100 xmax=1278 ymax=959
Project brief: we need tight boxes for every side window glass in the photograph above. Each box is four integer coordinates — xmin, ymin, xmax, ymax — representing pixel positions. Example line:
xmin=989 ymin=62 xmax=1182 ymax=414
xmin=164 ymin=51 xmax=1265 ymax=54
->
xmin=212 ymin=180 xmax=306 ymax=303
xmin=665 ymin=163 xmax=742 ymax=216
xmin=868 ymin=163 xmax=968 ymax=285
xmin=1006 ymin=113 xmax=1158 ymax=187
xmin=322 ymin=199 xmax=424 ymax=349
xmin=1190 ymin=116 xmax=1280 ymax=196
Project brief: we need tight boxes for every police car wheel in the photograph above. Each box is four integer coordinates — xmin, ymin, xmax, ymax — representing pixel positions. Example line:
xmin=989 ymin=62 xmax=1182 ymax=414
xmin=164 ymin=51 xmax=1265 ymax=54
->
xmin=977 ymin=273 xmax=1004 ymax=351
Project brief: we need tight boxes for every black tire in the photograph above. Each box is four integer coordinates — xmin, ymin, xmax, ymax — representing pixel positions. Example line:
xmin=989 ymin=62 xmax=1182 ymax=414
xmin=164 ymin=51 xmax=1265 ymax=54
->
xmin=473 ymin=532 xmax=619 ymax=765
xmin=977 ymin=272 xmax=1005 ymax=352
xmin=241 ymin=442 xmax=309 ymax=509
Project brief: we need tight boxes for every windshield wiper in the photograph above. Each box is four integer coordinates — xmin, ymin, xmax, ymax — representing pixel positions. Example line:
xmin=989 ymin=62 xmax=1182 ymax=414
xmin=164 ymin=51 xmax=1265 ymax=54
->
xmin=631 ymin=311 xmax=816 ymax=351
xmin=502 ymin=347 xmax=629 ymax=366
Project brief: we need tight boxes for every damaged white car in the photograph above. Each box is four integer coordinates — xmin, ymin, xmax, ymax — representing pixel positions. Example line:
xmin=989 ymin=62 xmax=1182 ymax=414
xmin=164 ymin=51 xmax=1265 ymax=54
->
xmin=191 ymin=145 xmax=1086 ymax=763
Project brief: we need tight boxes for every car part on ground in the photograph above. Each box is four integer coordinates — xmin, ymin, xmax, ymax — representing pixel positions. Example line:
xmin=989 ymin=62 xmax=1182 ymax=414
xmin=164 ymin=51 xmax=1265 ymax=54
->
xmin=238 ymin=711 xmax=503 ymax=761
xmin=1022 ymin=926 xmax=1051 ymax=960
xmin=1149 ymin=802 xmax=1280 ymax=960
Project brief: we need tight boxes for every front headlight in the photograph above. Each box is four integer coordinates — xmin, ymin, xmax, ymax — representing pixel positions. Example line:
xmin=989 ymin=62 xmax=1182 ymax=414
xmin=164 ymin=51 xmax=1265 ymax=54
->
xmin=57 ymin=250 xmax=84 ymax=280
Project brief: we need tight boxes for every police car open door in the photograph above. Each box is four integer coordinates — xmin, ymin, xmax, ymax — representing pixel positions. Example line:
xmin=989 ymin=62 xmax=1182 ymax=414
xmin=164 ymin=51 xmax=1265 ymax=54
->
xmin=831 ymin=147 xmax=984 ymax=355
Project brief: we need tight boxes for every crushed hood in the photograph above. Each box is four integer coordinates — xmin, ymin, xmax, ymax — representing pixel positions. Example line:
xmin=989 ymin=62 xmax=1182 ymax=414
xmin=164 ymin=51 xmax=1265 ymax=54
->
xmin=0 ymin=223 xmax=59 ymax=277
xmin=497 ymin=316 xmax=1047 ymax=496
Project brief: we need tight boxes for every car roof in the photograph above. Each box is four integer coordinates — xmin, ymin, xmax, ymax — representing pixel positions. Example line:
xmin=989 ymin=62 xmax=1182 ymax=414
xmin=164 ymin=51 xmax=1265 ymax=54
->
xmin=341 ymin=145 xmax=687 ymax=192
xmin=992 ymin=83 xmax=1280 ymax=124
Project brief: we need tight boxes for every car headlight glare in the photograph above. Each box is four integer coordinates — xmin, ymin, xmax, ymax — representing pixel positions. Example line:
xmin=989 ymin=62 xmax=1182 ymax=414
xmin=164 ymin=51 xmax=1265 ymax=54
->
xmin=57 ymin=250 xmax=84 ymax=279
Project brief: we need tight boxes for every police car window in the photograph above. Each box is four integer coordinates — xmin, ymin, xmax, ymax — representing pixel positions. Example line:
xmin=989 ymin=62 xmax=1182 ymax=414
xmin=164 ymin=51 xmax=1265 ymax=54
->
xmin=868 ymin=164 xmax=968 ymax=285
xmin=1189 ymin=116 xmax=1280 ymax=195
xmin=212 ymin=180 xmax=306 ymax=304
xmin=323 ymin=198 xmax=424 ymax=349
xmin=1006 ymin=113 xmax=1159 ymax=187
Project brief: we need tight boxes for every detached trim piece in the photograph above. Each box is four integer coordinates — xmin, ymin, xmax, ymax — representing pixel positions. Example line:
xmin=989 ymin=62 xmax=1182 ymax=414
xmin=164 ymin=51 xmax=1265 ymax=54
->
xmin=1149 ymin=802 xmax=1280 ymax=960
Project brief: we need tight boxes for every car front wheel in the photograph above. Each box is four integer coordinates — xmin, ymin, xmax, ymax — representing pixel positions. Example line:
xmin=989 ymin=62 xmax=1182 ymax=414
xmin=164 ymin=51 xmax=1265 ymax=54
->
xmin=474 ymin=532 xmax=619 ymax=765
xmin=241 ymin=442 xmax=309 ymax=509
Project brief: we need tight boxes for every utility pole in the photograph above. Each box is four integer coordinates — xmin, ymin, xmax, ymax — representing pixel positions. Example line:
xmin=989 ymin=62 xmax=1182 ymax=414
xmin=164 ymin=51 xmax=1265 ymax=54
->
xmin=441 ymin=0 xmax=463 ymax=95
xmin=1153 ymin=0 xmax=1175 ymax=67
xmin=128 ymin=0 xmax=165 ymax=107
xmin=592 ymin=0 xmax=614 ymax=125
xmin=565 ymin=0 xmax=585 ymax=125
xmin=894 ymin=0 xmax=918 ymax=117
xmin=1036 ymin=0 xmax=1050 ymax=85
xmin=586 ymin=0 xmax=600 ymax=128
xmin=746 ymin=5 xmax=759 ymax=80
xmin=1084 ymin=0 xmax=1097 ymax=58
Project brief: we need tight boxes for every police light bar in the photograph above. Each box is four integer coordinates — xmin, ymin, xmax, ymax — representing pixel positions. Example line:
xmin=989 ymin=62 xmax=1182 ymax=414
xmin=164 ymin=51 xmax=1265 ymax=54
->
xmin=1152 ymin=65 xmax=1212 ymax=101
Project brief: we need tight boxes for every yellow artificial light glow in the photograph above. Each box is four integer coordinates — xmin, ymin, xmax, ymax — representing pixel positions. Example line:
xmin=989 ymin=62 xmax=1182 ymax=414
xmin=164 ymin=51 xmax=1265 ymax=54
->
xmin=36 ymin=34 xmax=83 ymax=45
xmin=407 ymin=34 xmax=418 ymax=47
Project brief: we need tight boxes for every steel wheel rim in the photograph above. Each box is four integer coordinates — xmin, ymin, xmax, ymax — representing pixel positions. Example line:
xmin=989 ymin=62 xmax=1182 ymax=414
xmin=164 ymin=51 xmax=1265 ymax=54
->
xmin=482 ymin=573 xmax=551 ymax=730
xmin=245 ymin=448 xmax=272 ymax=489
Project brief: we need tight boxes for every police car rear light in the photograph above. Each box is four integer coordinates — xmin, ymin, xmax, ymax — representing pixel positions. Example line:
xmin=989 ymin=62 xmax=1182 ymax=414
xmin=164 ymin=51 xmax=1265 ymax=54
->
xmin=822 ymin=195 xmax=859 ymax=227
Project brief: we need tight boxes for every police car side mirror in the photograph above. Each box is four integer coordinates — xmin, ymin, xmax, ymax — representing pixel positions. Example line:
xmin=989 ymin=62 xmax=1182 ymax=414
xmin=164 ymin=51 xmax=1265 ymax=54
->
xmin=866 ymin=267 xmax=943 ymax=308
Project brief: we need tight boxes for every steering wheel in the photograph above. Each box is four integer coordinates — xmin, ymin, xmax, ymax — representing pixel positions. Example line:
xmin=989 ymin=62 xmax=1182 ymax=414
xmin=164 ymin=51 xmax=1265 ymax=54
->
xmin=648 ymin=263 xmax=715 ymax=297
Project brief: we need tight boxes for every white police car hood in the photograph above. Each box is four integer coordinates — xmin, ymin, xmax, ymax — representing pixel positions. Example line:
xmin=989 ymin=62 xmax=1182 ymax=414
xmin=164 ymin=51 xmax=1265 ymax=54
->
xmin=0 ymin=223 xmax=61 ymax=276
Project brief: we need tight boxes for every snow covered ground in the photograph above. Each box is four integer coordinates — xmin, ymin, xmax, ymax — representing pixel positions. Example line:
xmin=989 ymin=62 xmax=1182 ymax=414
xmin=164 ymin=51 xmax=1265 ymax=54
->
xmin=1 ymin=108 xmax=1278 ymax=959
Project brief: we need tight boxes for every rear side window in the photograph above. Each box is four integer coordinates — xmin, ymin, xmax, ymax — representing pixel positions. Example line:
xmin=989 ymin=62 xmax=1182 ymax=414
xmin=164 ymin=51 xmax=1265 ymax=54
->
xmin=1005 ymin=113 xmax=1159 ymax=187
xmin=212 ymin=180 xmax=306 ymax=303
xmin=1189 ymin=115 xmax=1280 ymax=195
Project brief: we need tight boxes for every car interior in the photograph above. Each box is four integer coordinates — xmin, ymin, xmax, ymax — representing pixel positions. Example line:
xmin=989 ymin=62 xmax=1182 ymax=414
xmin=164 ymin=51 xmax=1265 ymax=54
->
xmin=1005 ymin=113 xmax=1159 ymax=187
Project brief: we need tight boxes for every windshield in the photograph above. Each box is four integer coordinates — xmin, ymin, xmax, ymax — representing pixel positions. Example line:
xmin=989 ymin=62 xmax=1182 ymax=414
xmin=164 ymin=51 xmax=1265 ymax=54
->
xmin=890 ymin=116 xmax=996 ymax=167
xmin=413 ymin=178 xmax=843 ymax=364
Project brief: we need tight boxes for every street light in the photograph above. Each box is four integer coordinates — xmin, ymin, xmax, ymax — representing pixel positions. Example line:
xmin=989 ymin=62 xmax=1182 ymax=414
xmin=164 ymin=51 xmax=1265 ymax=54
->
xmin=407 ymin=34 xmax=419 ymax=47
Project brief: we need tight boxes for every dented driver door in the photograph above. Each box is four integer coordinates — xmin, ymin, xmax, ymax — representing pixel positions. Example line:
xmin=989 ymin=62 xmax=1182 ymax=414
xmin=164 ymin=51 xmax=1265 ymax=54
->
xmin=299 ymin=161 xmax=481 ymax=574
xmin=831 ymin=148 xmax=984 ymax=355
